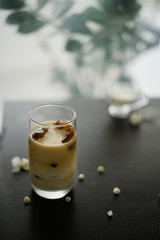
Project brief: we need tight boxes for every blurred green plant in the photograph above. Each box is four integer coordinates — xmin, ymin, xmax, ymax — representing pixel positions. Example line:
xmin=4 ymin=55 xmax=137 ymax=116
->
xmin=1 ymin=0 xmax=160 ymax=96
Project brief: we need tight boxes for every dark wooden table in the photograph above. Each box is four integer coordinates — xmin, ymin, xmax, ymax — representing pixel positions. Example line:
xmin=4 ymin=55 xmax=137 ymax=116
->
xmin=1 ymin=99 xmax=160 ymax=240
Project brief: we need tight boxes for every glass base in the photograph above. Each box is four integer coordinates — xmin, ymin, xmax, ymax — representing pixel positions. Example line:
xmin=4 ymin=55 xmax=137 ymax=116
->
xmin=32 ymin=184 xmax=72 ymax=199
xmin=108 ymin=96 xmax=149 ymax=119
xmin=108 ymin=104 xmax=130 ymax=119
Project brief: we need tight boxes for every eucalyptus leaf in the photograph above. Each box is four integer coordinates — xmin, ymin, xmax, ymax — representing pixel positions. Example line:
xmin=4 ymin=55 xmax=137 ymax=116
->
xmin=53 ymin=0 xmax=73 ymax=19
xmin=82 ymin=7 xmax=106 ymax=24
xmin=65 ymin=39 xmax=82 ymax=52
xmin=37 ymin=0 xmax=49 ymax=10
xmin=75 ymin=55 xmax=84 ymax=67
xmin=92 ymin=31 xmax=111 ymax=49
xmin=6 ymin=11 xmax=45 ymax=33
xmin=53 ymin=68 xmax=66 ymax=84
xmin=18 ymin=19 xmax=45 ymax=33
xmin=0 ymin=0 xmax=25 ymax=9
xmin=119 ymin=75 xmax=132 ymax=83
xmin=98 ymin=0 xmax=116 ymax=12
xmin=6 ymin=11 xmax=35 ymax=25
xmin=98 ymin=0 xmax=140 ymax=15
xmin=64 ymin=14 xmax=91 ymax=35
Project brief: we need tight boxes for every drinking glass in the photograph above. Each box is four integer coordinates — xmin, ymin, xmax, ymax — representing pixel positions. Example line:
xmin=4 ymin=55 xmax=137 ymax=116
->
xmin=28 ymin=103 xmax=77 ymax=199
xmin=105 ymin=80 xmax=149 ymax=119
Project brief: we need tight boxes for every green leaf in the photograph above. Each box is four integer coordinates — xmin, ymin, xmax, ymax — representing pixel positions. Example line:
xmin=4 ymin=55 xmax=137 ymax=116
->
xmin=37 ymin=0 xmax=49 ymax=10
xmin=64 ymin=14 xmax=91 ymax=35
xmin=119 ymin=75 xmax=132 ymax=84
xmin=92 ymin=31 xmax=110 ymax=49
xmin=82 ymin=7 xmax=106 ymax=24
xmin=18 ymin=19 xmax=44 ymax=33
xmin=6 ymin=11 xmax=45 ymax=34
xmin=6 ymin=11 xmax=35 ymax=25
xmin=0 ymin=0 xmax=25 ymax=9
xmin=65 ymin=39 xmax=82 ymax=52
xmin=98 ymin=0 xmax=141 ymax=16
xmin=98 ymin=0 xmax=115 ymax=12
xmin=53 ymin=0 xmax=73 ymax=19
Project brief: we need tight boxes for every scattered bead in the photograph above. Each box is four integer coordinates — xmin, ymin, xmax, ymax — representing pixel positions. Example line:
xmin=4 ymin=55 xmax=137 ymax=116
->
xmin=129 ymin=112 xmax=142 ymax=126
xmin=65 ymin=196 xmax=71 ymax=203
xmin=78 ymin=174 xmax=85 ymax=180
xmin=113 ymin=187 xmax=121 ymax=195
xmin=24 ymin=196 xmax=31 ymax=204
xmin=97 ymin=165 xmax=105 ymax=173
xmin=107 ymin=210 xmax=113 ymax=217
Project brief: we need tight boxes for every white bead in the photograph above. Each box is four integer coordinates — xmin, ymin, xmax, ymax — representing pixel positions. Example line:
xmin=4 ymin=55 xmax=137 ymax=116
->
xmin=129 ymin=112 xmax=142 ymax=126
xmin=113 ymin=187 xmax=121 ymax=195
xmin=78 ymin=174 xmax=85 ymax=180
xmin=97 ymin=166 xmax=105 ymax=173
xmin=65 ymin=196 xmax=71 ymax=202
xmin=107 ymin=210 xmax=113 ymax=217
xmin=24 ymin=196 xmax=31 ymax=204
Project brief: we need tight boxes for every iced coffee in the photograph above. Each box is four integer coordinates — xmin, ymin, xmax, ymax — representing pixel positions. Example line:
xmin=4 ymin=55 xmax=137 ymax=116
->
xmin=28 ymin=104 xmax=77 ymax=199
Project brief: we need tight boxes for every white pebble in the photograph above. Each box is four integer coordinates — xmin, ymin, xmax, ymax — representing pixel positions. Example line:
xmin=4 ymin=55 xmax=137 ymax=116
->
xmin=78 ymin=174 xmax=85 ymax=180
xmin=24 ymin=196 xmax=31 ymax=204
xmin=107 ymin=210 xmax=113 ymax=217
xmin=129 ymin=112 xmax=142 ymax=126
xmin=65 ymin=196 xmax=71 ymax=202
xmin=97 ymin=165 xmax=105 ymax=173
xmin=113 ymin=187 xmax=121 ymax=195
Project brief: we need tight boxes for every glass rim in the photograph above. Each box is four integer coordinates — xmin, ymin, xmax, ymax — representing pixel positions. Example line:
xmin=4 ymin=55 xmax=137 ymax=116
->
xmin=29 ymin=103 xmax=76 ymax=128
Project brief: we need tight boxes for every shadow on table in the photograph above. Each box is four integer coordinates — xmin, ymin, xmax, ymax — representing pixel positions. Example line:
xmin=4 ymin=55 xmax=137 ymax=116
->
xmin=29 ymin=189 xmax=76 ymax=240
